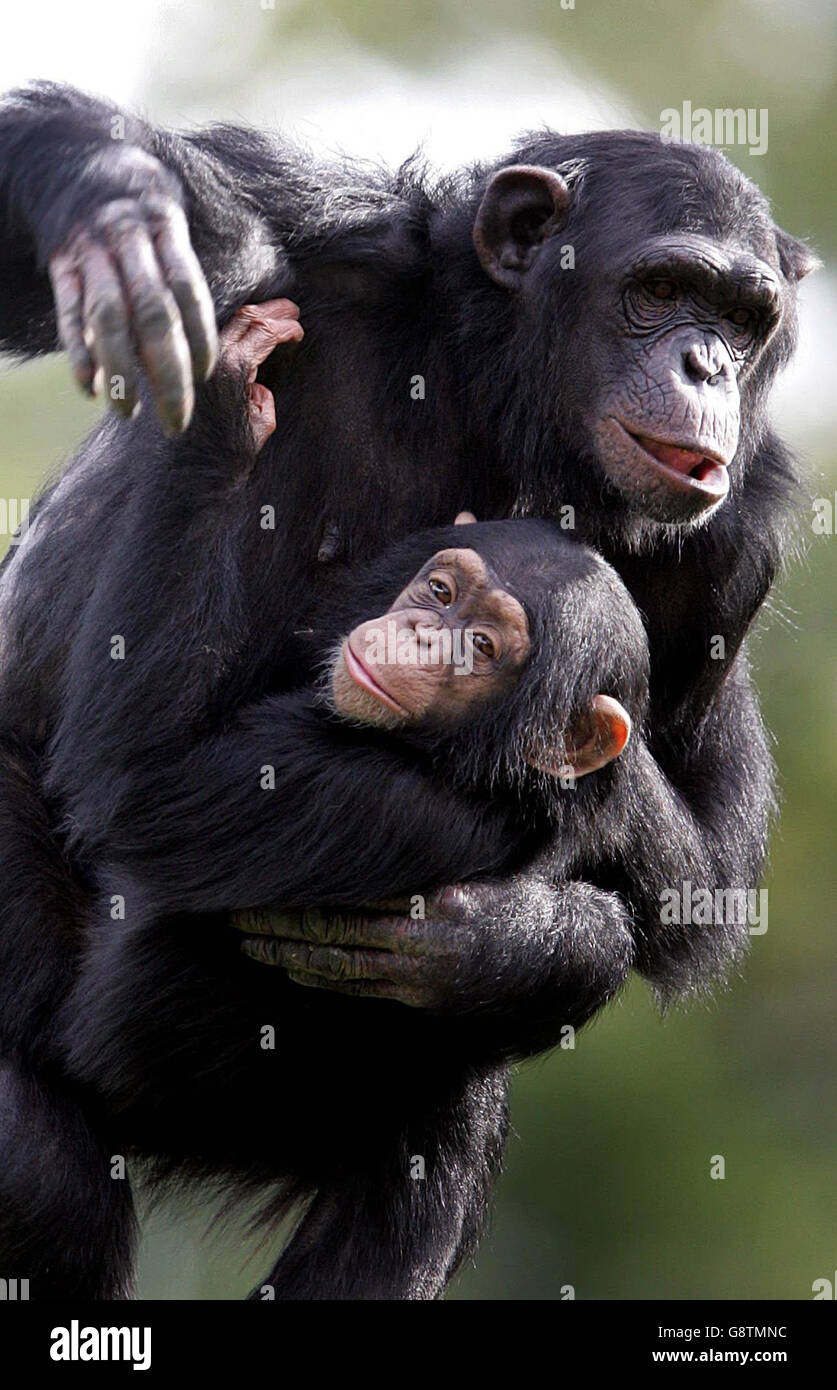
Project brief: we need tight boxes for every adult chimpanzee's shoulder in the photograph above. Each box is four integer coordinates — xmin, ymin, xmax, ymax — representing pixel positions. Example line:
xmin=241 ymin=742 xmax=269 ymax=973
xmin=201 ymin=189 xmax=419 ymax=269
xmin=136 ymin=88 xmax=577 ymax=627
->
xmin=181 ymin=123 xmax=437 ymax=274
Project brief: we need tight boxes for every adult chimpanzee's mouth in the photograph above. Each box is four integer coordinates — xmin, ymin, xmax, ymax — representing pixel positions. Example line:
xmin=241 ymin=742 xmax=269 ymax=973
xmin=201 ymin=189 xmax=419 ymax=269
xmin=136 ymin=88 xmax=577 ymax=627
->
xmin=620 ymin=425 xmax=731 ymax=500
xmin=343 ymin=640 xmax=406 ymax=714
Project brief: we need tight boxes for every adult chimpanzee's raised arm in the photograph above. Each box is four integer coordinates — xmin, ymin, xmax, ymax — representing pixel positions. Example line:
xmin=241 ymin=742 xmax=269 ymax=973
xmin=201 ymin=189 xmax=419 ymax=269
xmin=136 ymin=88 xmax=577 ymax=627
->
xmin=0 ymin=82 xmax=419 ymax=431
xmin=0 ymin=83 xmax=284 ymax=429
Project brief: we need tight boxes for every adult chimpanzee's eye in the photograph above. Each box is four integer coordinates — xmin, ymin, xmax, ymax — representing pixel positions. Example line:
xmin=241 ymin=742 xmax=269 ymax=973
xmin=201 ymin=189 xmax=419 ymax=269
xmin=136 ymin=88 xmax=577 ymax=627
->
xmin=648 ymin=279 xmax=676 ymax=300
xmin=429 ymin=576 xmax=453 ymax=604
xmin=472 ymin=632 xmax=495 ymax=658
xmin=726 ymin=307 xmax=755 ymax=329
xmin=625 ymin=278 xmax=681 ymax=330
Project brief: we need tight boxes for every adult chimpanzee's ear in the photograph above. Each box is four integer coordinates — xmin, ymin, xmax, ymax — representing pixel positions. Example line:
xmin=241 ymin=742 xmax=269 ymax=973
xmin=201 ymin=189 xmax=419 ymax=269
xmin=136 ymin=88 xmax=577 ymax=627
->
xmin=528 ymin=695 xmax=632 ymax=779
xmin=473 ymin=165 xmax=572 ymax=289
xmin=775 ymin=227 xmax=821 ymax=282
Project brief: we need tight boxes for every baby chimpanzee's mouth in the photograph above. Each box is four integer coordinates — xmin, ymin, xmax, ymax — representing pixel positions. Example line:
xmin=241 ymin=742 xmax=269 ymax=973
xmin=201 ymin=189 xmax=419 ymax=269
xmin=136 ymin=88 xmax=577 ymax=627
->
xmin=343 ymin=641 xmax=406 ymax=713
xmin=626 ymin=430 xmax=730 ymax=497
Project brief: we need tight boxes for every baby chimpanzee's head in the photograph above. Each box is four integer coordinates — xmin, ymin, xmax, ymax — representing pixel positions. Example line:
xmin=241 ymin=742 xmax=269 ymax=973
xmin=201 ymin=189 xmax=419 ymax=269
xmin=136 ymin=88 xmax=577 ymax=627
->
xmin=329 ymin=518 xmax=649 ymax=788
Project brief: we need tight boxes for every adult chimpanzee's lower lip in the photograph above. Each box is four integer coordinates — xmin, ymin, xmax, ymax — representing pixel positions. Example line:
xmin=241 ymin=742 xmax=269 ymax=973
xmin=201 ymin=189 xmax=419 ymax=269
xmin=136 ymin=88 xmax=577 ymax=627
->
xmin=617 ymin=424 xmax=731 ymax=500
xmin=343 ymin=641 xmax=406 ymax=713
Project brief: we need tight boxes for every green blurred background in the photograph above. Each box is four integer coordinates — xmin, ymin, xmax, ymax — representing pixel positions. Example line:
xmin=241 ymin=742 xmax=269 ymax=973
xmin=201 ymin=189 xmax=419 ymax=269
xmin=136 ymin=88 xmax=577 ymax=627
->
xmin=1 ymin=0 xmax=834 ymax=1299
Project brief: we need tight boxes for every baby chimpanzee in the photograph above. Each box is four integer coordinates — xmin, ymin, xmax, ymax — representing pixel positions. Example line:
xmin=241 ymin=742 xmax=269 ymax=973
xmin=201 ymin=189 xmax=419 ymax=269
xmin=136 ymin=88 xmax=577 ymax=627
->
xmin=47 ymin=303 xmax=659 ymax=1302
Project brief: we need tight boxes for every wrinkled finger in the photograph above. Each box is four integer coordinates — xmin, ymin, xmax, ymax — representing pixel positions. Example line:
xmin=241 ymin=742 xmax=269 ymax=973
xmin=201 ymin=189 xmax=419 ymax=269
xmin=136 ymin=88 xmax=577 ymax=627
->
xmin=246 ymin=910 xmax=457 ymax=956
xmin=269 ymin=941 xmax=411 ymax=982
xmin=249 ymin=381 xmax=274 ymax=411
xmin=50 ymin=250 xmax=96 ymax=394
xmin=237 ymin=297 xmax=300 ymax=325
xmin=326 ymin=913 xmax=462 ymax=956
xmin=219 ymin=300 xmax=303 ymax=373
xmin=244 ymin=938 xmax=346 ymax=975
xmin=239 ymin=909 xmax=375 ymax=948
xmin=268 ymin=316 xmax=304 ymax=345
xmin=285 ymin=970 xmax=407 ymax=1001
xmin=235 ymin=908 xmax=427 ymax=951
xmin=114 ymin=222 xmax=205 ymax=420
xmin=114 ymin=234 xmax=193 ymax=434
xmin=265 ymin=908 xmax=374 ymax=948
xmin=241 ymin=935 xmax=394 ymax=980
xmin=153 ymin=204 xmax=218 ymax=383
xmin=230 ymin=908 xmax=300 ymax=937
xmin=254 ymin=937 xmax=430 ymax=991
xmin=217 ymin=315 xmax=250 ymax=351
xmin=240 ymin=936 xmax=281 ymax=966
xmin=249 ymin=382 xmax=276 ymax=451
xmin=82 ymin=243 xmax=137 ymax=413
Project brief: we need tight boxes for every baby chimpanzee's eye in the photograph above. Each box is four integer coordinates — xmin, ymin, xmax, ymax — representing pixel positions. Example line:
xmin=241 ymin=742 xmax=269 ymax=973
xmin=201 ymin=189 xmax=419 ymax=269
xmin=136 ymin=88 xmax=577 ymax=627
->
xmin=472 ymin=632 xmax=495 ymax=658
xmin=429 ymin=576 xmax=453 ymax=604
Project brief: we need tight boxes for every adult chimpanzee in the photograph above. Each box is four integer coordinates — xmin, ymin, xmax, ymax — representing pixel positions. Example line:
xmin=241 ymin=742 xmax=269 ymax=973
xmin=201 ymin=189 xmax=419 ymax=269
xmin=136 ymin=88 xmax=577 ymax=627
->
xmin=0 ymin=82 xmax=814 ymax=1297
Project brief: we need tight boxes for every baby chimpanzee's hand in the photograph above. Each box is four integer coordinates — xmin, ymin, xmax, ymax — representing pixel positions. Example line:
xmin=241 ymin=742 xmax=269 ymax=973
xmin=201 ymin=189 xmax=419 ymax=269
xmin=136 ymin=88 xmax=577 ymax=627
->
xmin=217 ymin=299 xmax=303 ymax=451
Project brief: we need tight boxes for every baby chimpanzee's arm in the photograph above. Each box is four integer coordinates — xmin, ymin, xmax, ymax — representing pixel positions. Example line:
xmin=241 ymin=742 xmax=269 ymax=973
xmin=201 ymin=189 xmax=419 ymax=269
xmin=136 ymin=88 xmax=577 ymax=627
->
xmin=90 ymin=692 xmax=521 ymax=919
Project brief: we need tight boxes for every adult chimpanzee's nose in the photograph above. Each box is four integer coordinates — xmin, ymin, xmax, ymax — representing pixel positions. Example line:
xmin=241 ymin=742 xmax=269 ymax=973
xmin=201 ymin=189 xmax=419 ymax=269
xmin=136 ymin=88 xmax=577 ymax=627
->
xmin=682 ymin=339 xmax=730 ymax=385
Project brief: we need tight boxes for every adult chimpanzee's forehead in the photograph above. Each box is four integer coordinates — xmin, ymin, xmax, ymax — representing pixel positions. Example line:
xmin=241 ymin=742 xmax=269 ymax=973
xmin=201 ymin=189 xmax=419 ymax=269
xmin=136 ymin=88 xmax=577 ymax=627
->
xmin=626 ymin=234 xmax=783 ymax=305
xmin=508 ymin=129 xmax=776 ymax=254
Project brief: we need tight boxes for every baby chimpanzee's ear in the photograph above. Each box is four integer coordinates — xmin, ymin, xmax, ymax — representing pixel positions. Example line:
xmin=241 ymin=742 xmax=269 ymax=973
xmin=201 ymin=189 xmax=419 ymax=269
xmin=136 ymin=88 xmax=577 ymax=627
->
xmin=528 ymin=695 xmax=632 ymax=779
xmin=454 ymin=511 xmax=478 ymax=525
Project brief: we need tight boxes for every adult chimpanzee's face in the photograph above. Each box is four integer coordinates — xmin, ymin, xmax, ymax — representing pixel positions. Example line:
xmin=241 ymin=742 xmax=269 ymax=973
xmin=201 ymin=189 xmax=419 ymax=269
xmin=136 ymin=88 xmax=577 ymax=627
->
xmin=472 ymin=150 xmax=816 ymax=529
xmin=589 ymin=232 xmax=781 ymax=524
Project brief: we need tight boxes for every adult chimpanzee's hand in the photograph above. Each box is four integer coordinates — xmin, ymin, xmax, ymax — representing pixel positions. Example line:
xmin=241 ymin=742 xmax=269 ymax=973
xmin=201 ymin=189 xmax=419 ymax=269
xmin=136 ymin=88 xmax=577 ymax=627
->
xmin=233 ymin=885 xmax=478 ymax=1008
xmin=48 ymin=146 xmax=217 ymax=435
xmin=232 ymin=874 xmax=635 ymax=1057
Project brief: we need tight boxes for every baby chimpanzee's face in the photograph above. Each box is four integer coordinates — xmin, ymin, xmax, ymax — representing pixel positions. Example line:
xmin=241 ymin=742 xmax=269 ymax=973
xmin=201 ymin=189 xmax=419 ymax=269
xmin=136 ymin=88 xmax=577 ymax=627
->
xmin=330 ymin=548 xmax=531 ymax=730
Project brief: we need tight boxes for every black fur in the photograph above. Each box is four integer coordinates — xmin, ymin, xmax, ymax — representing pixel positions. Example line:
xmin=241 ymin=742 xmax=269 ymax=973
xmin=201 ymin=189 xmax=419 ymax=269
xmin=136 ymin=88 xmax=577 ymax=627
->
xmin=0 ymin=83 xmax=807 ymax=1298
xmin=54 ymin=516 xmax=650 ymax=1301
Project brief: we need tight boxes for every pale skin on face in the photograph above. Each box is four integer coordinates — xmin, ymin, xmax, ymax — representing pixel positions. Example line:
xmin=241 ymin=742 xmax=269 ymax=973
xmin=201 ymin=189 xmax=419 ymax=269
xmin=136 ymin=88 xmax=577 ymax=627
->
xmin=330 ymin=546 xmax=632 ymax=778
xmin=330 ymin=548 xmax=532 ymax=730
